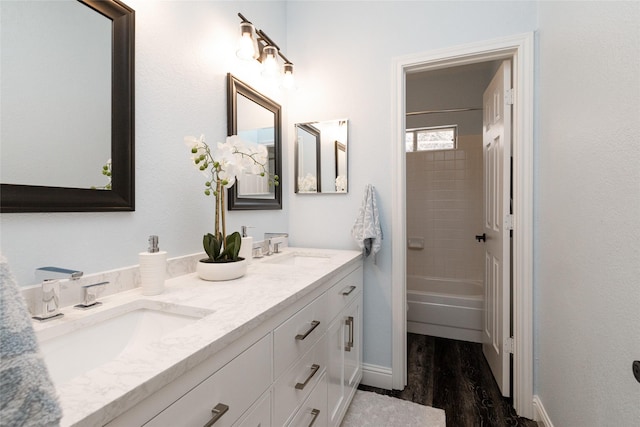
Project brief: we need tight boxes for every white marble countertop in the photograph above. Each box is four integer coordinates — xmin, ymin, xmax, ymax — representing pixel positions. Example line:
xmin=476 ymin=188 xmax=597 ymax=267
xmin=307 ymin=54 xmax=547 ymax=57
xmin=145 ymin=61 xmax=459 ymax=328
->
xmin=32 ymin=248 xmax=361 ymax=427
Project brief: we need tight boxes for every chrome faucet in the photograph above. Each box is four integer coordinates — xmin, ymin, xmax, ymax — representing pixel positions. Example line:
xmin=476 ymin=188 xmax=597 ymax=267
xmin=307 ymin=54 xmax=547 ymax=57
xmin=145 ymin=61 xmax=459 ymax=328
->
xmin=32 ymin=267 xmax=83 ymax=322
xmin=264 ymin=233 xmax=288 ymax=255
xmin=75 ymin=281 xmax=108 ymax=310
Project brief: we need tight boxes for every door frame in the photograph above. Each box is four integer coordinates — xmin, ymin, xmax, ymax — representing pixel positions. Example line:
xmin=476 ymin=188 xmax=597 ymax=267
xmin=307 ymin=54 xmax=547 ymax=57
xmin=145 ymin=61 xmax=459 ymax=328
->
xmin=390 ymin=32 xmax=534 ymax=418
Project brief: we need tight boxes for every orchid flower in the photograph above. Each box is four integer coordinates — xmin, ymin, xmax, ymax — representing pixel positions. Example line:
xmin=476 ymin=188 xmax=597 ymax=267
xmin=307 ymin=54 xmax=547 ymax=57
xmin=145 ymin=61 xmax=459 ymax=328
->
xmin=184 ymin=134 xmax=279 ymax=260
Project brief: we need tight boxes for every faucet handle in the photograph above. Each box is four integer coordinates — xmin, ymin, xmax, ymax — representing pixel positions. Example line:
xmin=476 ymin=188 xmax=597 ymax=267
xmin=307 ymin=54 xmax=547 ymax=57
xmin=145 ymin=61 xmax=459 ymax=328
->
xmin=75 ymin=281 xmax=108 ymax=309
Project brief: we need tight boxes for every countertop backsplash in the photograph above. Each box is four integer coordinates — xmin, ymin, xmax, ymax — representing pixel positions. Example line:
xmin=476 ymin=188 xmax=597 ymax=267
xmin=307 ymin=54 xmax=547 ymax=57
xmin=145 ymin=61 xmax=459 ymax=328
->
xmin=21 ymin=252 xmax=204 ymax=315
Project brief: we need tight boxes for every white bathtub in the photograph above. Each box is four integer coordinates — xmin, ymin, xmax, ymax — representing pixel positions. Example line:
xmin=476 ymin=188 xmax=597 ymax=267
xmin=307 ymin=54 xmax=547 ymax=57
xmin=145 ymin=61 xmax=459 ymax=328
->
xmin=406 ymin=276 xmax=483 ymax=343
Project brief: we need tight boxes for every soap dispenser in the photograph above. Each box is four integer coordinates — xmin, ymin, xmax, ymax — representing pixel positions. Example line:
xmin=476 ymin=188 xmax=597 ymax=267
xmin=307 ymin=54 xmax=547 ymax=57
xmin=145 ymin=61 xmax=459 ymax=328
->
xmin=238 ymin=226 xmax=253 ymax=263
xmin=139 ymin=235 xmax=167 ymax=296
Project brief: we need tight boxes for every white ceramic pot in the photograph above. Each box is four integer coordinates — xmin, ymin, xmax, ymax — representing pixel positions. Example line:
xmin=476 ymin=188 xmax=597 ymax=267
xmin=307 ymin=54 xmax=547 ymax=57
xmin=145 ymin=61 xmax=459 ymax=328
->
xmin=196 ymin=258 xmax=247 ymax=281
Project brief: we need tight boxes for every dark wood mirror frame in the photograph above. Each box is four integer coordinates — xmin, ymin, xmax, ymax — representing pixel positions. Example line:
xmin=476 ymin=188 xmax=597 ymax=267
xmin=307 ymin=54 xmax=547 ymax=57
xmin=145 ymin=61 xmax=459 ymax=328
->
xmin=294 ymin=123 xmax=322 ymax=193
xmin=0 ymin=0 xmax=135 ymax=213
xmin=226 ymin=74 xmax=282 ymax=210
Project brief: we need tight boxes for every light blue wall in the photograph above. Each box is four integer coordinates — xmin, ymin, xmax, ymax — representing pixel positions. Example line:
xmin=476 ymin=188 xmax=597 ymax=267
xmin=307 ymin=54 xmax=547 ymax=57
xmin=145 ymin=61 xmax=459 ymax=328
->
xmin=0 ymin=1 xmax=290 ymax=287
xmin=2 ymin=0 xmax=537 ymax=372
xmin=536 ymin=1 xmax=640 ymax=425
xmin=285 ymin=0 xmax=538 ymax=371
xmin=3 ymin=2 xmax=638 ymax=424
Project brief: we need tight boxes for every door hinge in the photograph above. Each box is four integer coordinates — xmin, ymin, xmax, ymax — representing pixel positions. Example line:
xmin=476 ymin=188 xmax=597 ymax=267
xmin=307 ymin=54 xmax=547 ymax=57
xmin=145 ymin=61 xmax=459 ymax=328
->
xmin=505 ymin=337 xmax=515 ymax=354
xmin=505 ymin=88 xmax=515 ymax=105
xmin=505 ymin=214 xmax=514 ymax=230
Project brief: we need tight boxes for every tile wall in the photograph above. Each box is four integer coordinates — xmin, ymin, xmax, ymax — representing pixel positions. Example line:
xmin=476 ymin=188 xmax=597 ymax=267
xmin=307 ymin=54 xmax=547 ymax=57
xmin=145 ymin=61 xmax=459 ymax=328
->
xmin=406 ymin=135 xmax=484 ymax=281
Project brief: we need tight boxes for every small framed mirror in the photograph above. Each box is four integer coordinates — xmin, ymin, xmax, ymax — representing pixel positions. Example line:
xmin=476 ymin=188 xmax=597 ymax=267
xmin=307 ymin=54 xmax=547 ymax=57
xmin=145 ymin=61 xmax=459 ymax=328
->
xmin=227 ymin=74 xmax=282 ymax=210
xmin=294 ymin=123 xmax=321 ymax=193
xmin=0 ymin=0 xmax=135 ymax=213
xmin=294 ymin=119 xmax=349 ymax=194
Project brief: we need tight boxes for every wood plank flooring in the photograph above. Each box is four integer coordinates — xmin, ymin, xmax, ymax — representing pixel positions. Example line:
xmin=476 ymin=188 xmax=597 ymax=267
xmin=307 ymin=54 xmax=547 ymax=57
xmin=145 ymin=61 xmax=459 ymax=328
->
xmin=358 ymin=334 xmax=538 ymax=427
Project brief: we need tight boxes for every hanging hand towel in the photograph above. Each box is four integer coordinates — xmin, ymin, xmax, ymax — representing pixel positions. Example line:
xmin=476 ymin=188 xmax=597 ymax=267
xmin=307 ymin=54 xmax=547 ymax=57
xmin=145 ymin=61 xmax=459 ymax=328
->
xmin=351 ymin=184 xmax=383 ymax=262
xmin=0 ymin=255 xmax=62 ymax=427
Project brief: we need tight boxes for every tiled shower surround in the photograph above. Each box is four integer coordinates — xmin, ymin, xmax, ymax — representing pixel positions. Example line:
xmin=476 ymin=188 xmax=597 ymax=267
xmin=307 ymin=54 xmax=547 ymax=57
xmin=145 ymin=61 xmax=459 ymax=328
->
xmin=406 ymin=135 xmax=484 ymax=282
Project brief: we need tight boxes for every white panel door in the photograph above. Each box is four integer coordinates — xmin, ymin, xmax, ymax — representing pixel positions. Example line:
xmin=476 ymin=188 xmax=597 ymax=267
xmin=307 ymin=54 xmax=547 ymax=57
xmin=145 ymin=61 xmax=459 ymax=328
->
xmin=482 ymin=60 xmax=512 ymax=397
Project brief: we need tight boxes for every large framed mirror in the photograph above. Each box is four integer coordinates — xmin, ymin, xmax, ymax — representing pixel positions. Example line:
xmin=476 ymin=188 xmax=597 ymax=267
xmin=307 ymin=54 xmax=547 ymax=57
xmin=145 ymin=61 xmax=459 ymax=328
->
xmin=0 ymin=0 xmax=135 ymax=213
xmin=294 ymin=119 xmax=349 ymax=194
xmin=226 ymin=74 xmax=282 ymax=210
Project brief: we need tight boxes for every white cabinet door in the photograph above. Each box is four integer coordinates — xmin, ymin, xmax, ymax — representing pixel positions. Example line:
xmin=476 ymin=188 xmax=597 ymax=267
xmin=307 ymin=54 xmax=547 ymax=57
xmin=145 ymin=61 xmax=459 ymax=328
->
xmin=327 ymin=315 xmax=345 ymax=427
xmin=343 ymin=296 xmax=362 ymax=390
xmin=327 ymin=290 xmax=363 ymax=427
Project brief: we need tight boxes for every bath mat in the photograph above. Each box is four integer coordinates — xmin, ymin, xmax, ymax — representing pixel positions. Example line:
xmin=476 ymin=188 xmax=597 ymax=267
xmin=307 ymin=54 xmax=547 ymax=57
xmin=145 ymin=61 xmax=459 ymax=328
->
xmin=341 ymin=390 xmax=446 ymax=427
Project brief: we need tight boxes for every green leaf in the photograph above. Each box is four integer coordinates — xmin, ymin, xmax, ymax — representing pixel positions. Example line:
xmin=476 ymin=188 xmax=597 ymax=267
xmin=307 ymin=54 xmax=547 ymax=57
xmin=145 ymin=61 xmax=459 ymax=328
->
xmin=203 ymin=233 xmax=221 ymax=261
xmin=219 ymin=231 xmax=242 ymax=261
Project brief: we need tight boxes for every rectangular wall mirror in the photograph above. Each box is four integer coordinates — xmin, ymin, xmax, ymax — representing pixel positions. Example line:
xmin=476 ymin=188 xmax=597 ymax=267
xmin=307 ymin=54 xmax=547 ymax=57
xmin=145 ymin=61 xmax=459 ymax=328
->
xmin=227 ymin=74 xmax=282 ymax=210
xmin=294 ymin=119 xmax=349 ymax=194
xmin=0 ymin=0 xmax=135 ymax=213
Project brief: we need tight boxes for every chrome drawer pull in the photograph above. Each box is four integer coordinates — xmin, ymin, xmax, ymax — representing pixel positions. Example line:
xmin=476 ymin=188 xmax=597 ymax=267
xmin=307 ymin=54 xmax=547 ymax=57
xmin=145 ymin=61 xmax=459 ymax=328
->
xmin=295 ymin=320 xmax=320 ymax=341
xmin=341 ymin=285 xmax=356 ymax=296
xmin=204 ymin=403 xmax=229 ymax=427
xmin=308 ymin=409 xmax=320 ymax=427
xmin=345 ymin=316 xmax=354 ymax=352
xmin=295 ymin=364 xmax=320 ymax=390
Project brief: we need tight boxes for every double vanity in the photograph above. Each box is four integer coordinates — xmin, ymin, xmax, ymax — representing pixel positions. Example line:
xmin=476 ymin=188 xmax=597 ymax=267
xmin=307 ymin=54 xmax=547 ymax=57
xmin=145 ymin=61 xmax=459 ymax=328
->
xmin=32 ymin=248 xmax=363 ymax=427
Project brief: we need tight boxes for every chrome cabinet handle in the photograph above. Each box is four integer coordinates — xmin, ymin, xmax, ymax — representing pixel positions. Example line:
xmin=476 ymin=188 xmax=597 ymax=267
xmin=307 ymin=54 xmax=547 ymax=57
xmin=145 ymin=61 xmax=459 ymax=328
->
xmin=295 ymin=364 xmax=320 ymax=390
xmin=295 ymin=320 xmax=320 ymax=341
xmin=341 ymin=285 xmax=356 ymax=296
xmin=345 ymin=316 xmax=354 ymax=352
xmin=203 ymin=403 xmax=229 ymax=427
xmin=308 ymin=409 xmax=320 ymax=427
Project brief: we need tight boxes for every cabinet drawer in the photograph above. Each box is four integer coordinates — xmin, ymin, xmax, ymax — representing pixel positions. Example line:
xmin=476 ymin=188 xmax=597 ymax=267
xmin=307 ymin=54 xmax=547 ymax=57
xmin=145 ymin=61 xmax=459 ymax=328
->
xmin=327 ymin=267 xmax=363 ymax=322
xmin=234 ymin=391 xmax=271 ymax=427
xmin=145 ymin=334 xmax=272 ymax=427
xmin=287 ymin=372 xmax=327 ymax=427
xmin=274 ymin=333 xmax=327 ymax=427
xmin=274 ymin=292 xmax=327 ymax=378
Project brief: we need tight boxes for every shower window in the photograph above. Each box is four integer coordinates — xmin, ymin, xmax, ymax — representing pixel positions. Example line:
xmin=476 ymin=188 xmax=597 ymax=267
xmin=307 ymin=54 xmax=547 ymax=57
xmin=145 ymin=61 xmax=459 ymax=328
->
xmin=406 ymin=125 xmax=457 ymax=152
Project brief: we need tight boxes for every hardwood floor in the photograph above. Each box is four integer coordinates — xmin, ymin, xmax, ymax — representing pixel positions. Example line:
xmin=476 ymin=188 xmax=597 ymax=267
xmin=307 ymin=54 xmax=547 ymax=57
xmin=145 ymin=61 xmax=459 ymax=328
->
xmin=358 ymin=334 xmax=538 ymax=427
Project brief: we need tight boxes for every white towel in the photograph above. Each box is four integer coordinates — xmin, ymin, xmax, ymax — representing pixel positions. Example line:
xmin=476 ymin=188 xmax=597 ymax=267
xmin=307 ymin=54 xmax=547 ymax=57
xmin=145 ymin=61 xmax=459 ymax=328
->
xmin=0 ymin=255 xmax=62 ymax=427
xmin=351 ymin=184 xmax=382 ymax=262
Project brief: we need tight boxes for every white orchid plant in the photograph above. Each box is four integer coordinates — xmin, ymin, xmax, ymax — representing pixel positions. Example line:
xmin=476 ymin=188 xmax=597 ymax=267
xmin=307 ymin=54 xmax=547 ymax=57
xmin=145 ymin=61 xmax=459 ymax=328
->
xmin=184 ymin=134 xmax=279 ymax=263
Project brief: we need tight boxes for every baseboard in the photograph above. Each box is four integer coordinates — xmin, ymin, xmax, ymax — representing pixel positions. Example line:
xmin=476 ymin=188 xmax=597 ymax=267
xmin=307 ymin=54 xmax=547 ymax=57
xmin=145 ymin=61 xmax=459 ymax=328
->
xmin=360 ymin=363 xmax=394 ymax=390
xmin=533 ymin=395 xmax=554 ymax=427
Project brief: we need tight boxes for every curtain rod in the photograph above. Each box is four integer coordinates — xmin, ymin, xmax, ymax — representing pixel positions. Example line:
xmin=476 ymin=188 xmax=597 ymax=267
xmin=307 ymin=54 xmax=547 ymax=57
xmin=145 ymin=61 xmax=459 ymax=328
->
xmin=406 ymin=107 xmax=482 ymax=116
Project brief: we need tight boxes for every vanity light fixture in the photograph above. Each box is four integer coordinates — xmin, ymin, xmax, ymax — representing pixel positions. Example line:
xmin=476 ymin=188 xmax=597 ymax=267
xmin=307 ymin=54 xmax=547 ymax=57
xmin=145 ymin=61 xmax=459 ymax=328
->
xmin=261 ymin=46 xmax=279 ymax=77
xmin=236 ymin=13 xmax=295 ymax=88
xmin=282 ymin=63 xmax=295 ymax=89
xmin=236 ymin=21 xmax=258 ymax=60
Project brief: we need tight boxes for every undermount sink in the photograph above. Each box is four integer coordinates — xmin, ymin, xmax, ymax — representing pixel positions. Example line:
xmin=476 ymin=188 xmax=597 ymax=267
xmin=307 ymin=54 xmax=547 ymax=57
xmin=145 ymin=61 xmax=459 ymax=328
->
xmin=263 ymin=251 xmax=331 ymax=267
xmin=36 ymin=300 xmax=213 ymax=386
